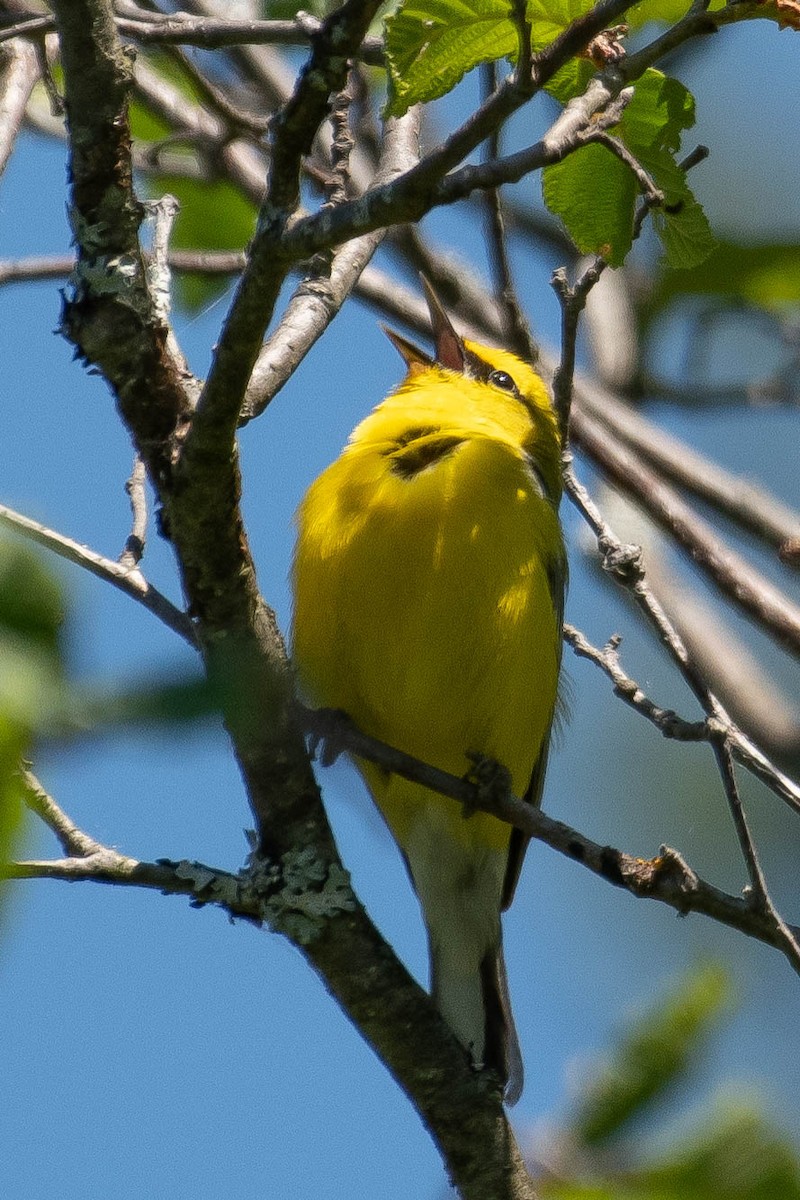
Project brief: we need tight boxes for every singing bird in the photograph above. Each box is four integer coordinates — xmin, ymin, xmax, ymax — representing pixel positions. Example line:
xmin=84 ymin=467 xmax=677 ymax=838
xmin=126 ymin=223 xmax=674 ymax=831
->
xmin=291 ymin=284 xmax=566 ymax=1104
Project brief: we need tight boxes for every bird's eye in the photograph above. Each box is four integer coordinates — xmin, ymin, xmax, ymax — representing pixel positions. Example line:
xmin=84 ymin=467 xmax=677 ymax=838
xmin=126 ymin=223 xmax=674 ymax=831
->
xmin=488 ymin=370 xmax=518 ymax=394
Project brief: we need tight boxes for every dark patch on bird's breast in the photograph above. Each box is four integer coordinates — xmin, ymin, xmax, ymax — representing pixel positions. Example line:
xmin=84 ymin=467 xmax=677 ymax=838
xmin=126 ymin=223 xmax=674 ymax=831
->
xmin=387 ymin=431 xmax=465 ymax=479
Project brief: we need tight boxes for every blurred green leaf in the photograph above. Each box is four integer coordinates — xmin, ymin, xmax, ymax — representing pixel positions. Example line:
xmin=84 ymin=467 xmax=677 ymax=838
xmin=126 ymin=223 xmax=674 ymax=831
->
xmin=129 ymin=95 xmax=172 ymax=144
xmin=0 ymin=538 xmax=63 ymax=656
xmin=143 ymin=175 xmax=256 ymax=310
xmin=73 ymin=672 xmax=219 ymax=733
xmin=265 ymin=0 xmax=331 ymax=17
xmin=570 ymin=963 xmax=730 ymax=1145
xmin=649 ymin=240 xmax=800 ymax=315
xmin=535 ymin=967 xmax=800 ymax=1200
xmin=631 ymin=1104 xmax=800 ymax=1200
xmin=0 ymin=730 xmax=26 ymax=871
xmin=0 ymin=538 xmax=66 ymax=896
xmin=0 ymin=538 xmax=66 ymax=736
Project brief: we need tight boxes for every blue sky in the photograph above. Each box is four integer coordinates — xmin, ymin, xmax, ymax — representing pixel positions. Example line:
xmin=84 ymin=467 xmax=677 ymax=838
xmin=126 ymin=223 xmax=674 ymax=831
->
xmin=2 ymin=22 xmax=800 ymax=1200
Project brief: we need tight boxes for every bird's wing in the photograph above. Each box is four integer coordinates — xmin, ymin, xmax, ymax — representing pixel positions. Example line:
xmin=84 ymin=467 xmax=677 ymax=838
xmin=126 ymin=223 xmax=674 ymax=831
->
xmin=501 ymin=551 xmax=567 ymax=911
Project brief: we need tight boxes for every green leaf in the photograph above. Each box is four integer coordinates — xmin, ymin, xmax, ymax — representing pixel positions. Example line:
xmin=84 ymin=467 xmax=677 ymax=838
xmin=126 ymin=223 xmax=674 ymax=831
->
xmin=652 ymin=195 xmax=717 ymax=270
xmin=542 ymin=69 xmax=715 ymax=269
xmin=0 ymin=538 xmax=66 ymax=733
xmin=74 ymin=672 xmax=220 ymax=732
xmin=527 ymin=0 xmax=597 ymax=51
xmin=141 ymin=175 xmax=256 ymax=310
xmin=620 ymin=69 xmax=695 ymax=153
xmin=385 ymin=0 xmax=516 ymax=116
xmin=569 ymin=964 xmax=731 ymax=1146
xmin=0 ymin=539 xmax=63 ymax=656
xmin=627 ymin=0 xmax=693 ymax=26
xmin=0 ymin=539 xmax=67 ymax=902
xmin=384 ymin=0 xmax=601 ymax=114
xmin=542 ymin=56 xmax=594 ymax=105
xmin=636 ymin=1104 xmax=800 ymax=1200
xmin=542 ymin=143 xmax=637 ymax=266
xmin=651 ymin=240 xmax=800 ymax=313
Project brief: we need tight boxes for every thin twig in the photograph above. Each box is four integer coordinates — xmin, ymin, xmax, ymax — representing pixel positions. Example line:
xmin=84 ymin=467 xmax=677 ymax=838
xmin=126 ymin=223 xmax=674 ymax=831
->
xmin=19 ymin=767 xmax=103 ymax=857
xmin=479 ymin=60 xmax=536 ymax=362
xmin=0 ymin=15 xmax=53 ymax=45
xmin=511 ymin=0 xmax=533 ymax=84
xmin=562 ymin=624 xmax=707 ymax=742
xmin=550 ymin=140 xmax=705 ymax=430
xmin=32 ymin=33 xmax=63 ymax=115
xmin=0 ymin=250 xmax=249 ymax=285
xmin=119 ymin=456 xmax=147 ymax=570
xmin=594 ymin=131 xmax=663 ymax=204
xmin=709 ymin=735 xmax=800 ymax=969
xmin=561 ymin=455 xmax=800 ymax=965
xmin=145 ymin=193 xmax=180 ymax=324
xmin=0 ymin=502 xmax=198 ymax=647
xmin=325 ymin=72 xmax=356 ymax=209
xmin=571 ymin=407 xmax=800 ymax=660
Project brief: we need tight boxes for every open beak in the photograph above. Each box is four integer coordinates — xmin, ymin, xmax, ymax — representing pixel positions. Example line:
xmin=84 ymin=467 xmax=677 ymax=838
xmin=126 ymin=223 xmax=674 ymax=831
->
xmin=382 ymin=276 xmax=467 ymax=376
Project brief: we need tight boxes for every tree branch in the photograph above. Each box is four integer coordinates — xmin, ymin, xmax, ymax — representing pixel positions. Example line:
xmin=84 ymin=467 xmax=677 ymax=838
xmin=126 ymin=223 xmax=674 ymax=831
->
xmin=119 ymin=455 xmax=148 ymax=571
xmin=0 ymin=34 xmax=39 ymax=174
xmin=8 ymin=765 xmax=539 ymax=1199
xmin=9 ymin=740 xmax=800 ymax=975
xmin=0 ymin=501 xmax=198 ymax=647
xmin=241 ymin=107 xmax=422 ymax=422
xmin=50 ymin=0 xmax=195 ymax=487
xmin=571 ymin=406 xmax=800 ymax=660
xmin=191 ymin=0 xmax=384 ymax=446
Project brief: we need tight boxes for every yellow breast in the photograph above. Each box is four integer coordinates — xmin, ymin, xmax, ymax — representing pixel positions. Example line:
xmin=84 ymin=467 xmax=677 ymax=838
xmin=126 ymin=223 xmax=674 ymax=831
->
xmin=292 ymin=369 xmax=564 ymax=850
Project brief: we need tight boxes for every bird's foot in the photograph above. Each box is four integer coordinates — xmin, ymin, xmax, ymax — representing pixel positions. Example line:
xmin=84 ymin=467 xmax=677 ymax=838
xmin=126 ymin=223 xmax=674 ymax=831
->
xmin=304 ymin=706 xmax=355 ymax=768
xmin=463 ymin=752 xmax=513 ymax=818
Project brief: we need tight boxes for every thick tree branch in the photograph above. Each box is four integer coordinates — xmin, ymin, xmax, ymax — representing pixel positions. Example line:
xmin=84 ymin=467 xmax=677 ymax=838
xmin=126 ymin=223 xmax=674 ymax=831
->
xmin=50 ymin=0 xmax=195 ymax=487
xmin=48 ymin=12 xmax=542 ymax=1193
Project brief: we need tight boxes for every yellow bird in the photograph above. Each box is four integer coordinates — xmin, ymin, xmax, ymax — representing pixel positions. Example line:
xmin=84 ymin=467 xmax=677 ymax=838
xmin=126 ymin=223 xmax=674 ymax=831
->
xmin=291 ymin=283 xmax=566 ymax=1104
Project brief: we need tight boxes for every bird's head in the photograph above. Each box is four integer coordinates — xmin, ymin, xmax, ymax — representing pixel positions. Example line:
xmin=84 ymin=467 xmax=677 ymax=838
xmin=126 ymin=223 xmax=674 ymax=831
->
xmin=379 ymin=281 xmax=562 ymax=504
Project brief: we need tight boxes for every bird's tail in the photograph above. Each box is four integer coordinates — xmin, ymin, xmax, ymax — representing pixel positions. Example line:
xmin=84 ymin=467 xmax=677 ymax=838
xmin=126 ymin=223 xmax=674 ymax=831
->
xmin=431 ymin=930 xmax=523 ymax=1105
xmin=376 ymin=780 xmax=524 ymax=1103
